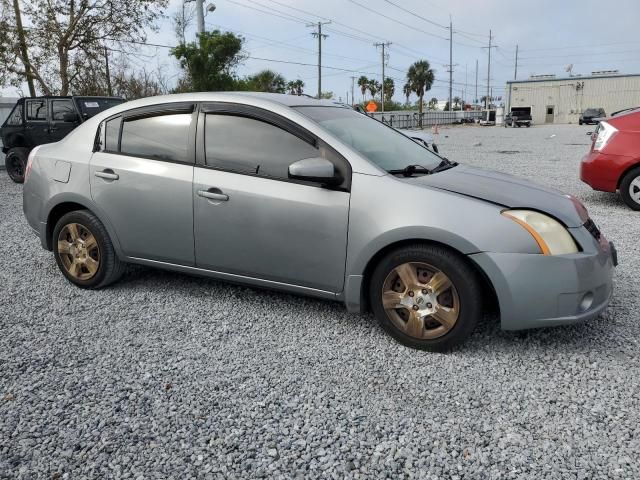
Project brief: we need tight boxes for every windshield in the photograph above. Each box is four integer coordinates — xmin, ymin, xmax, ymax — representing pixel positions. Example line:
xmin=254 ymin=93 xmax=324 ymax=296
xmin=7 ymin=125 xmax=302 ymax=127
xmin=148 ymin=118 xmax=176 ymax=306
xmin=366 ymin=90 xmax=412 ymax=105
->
xmin=293 ymin=106 xmax=442 ymax=171
xmin=584 ymin=109 xmax=600 ymax=116
xmin=74 ymin=97 xmax=125 ymax=119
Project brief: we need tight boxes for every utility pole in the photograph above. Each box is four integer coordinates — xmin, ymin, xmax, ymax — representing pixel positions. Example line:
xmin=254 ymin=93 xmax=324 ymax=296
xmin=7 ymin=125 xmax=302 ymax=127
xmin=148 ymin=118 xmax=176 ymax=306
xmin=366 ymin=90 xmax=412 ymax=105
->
xmin=12 ymin=0 xmax=35 ymax=96
xmin=104 ymin=46 xmax=112 ymax=97
xmin=448 ymin=17 xmax=453 ymax=112
xmin=482 ymin=29 xmax=495 ymax=110
xmin=195 ymin=0 xmax=205 ymax=34
xmin=374 ymin=42 xmax=391 ymax=112
xmin=475 ymin=59 xmax=478 ymax=107
xmin=514 ymin=44 xmax=519 ymax=80
xmin=308 ymin=21 xmax=331 ymax=99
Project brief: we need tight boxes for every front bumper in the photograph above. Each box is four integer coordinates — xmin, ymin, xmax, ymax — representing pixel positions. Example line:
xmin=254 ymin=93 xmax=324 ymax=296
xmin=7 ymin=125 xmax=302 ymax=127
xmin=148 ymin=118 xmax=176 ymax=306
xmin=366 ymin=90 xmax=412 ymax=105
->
xmin=470 ymin=230 xmax=615 ymax=330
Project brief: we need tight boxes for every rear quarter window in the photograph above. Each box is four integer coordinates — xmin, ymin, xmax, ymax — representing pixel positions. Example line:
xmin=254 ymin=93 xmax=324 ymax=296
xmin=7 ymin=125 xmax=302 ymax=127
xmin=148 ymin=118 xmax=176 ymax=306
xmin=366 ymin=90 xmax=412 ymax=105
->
xmin=5 ymin=104 xmax=24 ymax=126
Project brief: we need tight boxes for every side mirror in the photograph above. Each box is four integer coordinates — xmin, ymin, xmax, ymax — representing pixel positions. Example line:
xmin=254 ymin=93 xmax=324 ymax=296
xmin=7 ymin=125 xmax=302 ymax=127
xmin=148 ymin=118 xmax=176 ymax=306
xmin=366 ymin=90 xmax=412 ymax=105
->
xmin=288 ymin=157 xmax=342 ymax=186
xmin=62 ymin=112 xmax=80 ymax=122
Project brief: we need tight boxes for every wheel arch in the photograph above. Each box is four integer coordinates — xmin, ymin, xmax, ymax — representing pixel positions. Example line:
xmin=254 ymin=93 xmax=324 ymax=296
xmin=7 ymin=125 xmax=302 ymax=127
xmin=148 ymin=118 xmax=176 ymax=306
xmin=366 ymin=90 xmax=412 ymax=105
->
xmin=357 ymin=238 xmax=500 ymax=317
xmin=44 ymin=196 xmax=123 ymax=256
xmin=616 ymin=161 xmax=640 ymax=189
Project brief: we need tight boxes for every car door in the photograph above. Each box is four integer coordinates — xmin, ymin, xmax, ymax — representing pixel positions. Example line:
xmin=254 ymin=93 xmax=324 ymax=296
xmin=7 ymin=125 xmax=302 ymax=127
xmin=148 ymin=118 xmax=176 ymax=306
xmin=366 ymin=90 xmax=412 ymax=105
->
xmin=90 ymin=103 xmax=196 ymax=265
xmin=193 ymin=104 xmax=351 ymax=293
xmin=23 ymin=98 xmax=50 ymax=145
xmin=49 ymin=98 xmax=79 ymax=142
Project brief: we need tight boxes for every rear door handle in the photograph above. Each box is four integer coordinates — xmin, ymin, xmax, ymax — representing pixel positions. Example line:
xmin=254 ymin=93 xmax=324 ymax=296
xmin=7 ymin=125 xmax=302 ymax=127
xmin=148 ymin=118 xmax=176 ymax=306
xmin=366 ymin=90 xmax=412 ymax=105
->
xmin=197 ymin=189 xmax=229 ymax=201
xmin=95 ymin=170 xmax=119 ymax=181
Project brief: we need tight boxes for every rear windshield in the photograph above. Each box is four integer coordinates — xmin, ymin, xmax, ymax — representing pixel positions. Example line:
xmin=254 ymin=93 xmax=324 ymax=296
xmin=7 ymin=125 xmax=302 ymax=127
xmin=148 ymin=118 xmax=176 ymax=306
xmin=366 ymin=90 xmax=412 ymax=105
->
xmin=584 ymin=109 xmax=601 ymax=116
xmin=74 ymin=97 xmax=124 ymax=120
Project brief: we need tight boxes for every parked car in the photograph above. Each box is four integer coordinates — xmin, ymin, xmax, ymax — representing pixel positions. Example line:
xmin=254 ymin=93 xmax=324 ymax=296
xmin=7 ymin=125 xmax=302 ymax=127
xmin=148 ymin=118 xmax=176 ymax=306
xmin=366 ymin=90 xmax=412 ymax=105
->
xmin=23 ymin=93 xmax=616 ymax=351
xmin=579 ymin=108 xmax=606 ymax=125
xmin=581 ymin=109 xmax=640 ymax=209
xmin=504 ymin=107 xmax=532 ymax=128
xmin=1 ymin=96 xmax=124 ymax=183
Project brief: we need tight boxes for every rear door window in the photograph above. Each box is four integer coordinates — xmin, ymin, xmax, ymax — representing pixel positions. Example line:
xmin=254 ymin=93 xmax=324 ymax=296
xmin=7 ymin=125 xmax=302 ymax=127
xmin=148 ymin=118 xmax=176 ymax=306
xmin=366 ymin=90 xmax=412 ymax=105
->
xmin=25 ymin=99 xmax=48 ymax=121
xmin=120 ymin=113 xmax=192 ymax=163
xmin=104 ymin=116 xmax=122 ymax=152
xmin=51 ymin=99 xmax=75 ymax=121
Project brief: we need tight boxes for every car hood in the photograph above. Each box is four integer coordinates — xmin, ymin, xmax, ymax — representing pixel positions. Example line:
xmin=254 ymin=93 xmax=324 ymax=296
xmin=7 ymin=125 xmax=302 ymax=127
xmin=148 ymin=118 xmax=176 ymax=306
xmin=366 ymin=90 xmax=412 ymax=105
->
xmin=405 ymin=165 xmax=587 ymax=227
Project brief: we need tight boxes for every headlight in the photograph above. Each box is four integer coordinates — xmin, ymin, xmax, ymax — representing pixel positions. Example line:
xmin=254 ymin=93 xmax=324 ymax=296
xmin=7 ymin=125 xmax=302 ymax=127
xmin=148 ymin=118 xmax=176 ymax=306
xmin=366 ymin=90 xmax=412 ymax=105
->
xmin=502 ymin=209 xmax=579 ymax=255
xmin=593 ymin=121 xmax=617 ymax=151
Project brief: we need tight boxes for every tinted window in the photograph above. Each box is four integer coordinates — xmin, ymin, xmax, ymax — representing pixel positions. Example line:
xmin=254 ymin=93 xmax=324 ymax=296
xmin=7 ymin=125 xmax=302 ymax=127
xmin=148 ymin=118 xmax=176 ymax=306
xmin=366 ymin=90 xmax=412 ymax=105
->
xmin=5 ymin=104 xmax=23 ymax=125
xmin=104 ymin=116 xmax=122 ymax=152
xmin=52 ymin=99 xmax=75 ymax=121
xmin=26 ymin=100 xmax=47 ymax=121
xmin=205 ymin=114 xmax=318 ymax=178
xmin=120 ymin=113 xmax=191 ymax=162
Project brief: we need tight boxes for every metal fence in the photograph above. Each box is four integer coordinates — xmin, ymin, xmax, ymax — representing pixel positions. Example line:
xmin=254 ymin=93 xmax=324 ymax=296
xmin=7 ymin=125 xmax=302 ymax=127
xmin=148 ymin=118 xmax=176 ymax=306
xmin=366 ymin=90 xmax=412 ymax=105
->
xmin=366 ymin=110 xmax=483 ymax=129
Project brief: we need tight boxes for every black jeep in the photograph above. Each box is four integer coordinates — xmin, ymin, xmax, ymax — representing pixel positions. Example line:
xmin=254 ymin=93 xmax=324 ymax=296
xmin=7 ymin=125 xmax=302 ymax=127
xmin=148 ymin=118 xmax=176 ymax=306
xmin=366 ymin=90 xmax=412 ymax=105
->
xmin=1 ymin=96 xmax=124 ymax=183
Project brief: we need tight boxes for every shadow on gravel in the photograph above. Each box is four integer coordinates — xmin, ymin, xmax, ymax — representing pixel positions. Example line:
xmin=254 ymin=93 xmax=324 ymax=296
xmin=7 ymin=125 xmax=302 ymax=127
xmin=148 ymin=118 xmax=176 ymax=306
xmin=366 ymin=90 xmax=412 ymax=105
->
xmin=116 ymin=264 xmax=620 ymax=356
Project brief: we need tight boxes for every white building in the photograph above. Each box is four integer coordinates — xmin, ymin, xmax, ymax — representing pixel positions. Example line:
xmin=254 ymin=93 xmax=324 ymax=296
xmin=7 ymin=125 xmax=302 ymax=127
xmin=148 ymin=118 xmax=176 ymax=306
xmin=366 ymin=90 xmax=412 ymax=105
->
xmin=505 ymin=72 xmax=640 ymax=124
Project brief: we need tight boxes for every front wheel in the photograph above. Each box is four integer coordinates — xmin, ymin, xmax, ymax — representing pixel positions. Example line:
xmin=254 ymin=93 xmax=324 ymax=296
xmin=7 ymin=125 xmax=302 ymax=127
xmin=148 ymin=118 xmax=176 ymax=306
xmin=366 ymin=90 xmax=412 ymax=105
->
xmin=5 ymin=147 xmax=29 ymax=183
xmin=620 ymin=167 xmax=640 ymax=211
xmin=369 ymin=245 xmax=482 ymax=351
xmin=53 ymin=210 xmax=125 ymax=288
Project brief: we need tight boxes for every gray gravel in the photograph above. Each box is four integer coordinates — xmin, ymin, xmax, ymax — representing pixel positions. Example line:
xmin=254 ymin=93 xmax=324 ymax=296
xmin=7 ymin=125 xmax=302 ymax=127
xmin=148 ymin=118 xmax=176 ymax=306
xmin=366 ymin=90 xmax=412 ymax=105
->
xmin=1 ymin=123 xmax=639 ymax=479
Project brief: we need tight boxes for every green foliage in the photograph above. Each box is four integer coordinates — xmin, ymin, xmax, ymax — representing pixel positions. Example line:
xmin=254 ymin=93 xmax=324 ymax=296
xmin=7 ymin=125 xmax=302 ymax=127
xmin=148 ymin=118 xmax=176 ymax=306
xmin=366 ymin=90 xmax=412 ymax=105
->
xmin=383 ymin=78 xmax=395 ymax=103
xmin=171 ymin=30 xmax=245 ymax=92
xmin=287 ymin=79 xmax=304 ymax=95
xmin=319 ymin=91 xmax=334 ymax=99
xmin=245 ymin=69 xmax=286 ymax=93
xmin=406 ymin=60 xmax=435 ymax=117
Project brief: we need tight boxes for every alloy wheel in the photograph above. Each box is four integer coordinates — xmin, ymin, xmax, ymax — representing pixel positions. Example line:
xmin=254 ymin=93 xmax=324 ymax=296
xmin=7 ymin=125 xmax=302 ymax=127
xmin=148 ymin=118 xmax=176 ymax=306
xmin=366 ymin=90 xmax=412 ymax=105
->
xmin=381 ymin=262 xmax=460 ymax=340
xmin=57 ymin=223 xmax=101 ymax=280
xmin=629 ymin=177 xmax=640 ymax=204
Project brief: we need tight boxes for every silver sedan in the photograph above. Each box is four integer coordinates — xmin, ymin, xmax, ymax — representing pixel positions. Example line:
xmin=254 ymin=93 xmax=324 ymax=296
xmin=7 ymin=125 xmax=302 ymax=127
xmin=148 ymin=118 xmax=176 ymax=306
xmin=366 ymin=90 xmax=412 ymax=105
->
xmin=23 ymin=93 xmax=616 ymax=351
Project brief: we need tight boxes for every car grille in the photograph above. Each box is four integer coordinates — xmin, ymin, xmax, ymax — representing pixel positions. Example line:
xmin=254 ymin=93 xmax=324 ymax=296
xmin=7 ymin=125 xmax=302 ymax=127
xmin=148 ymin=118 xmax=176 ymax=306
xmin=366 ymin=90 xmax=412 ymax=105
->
xmin=584 ymin=218 xmax=601 ymax=240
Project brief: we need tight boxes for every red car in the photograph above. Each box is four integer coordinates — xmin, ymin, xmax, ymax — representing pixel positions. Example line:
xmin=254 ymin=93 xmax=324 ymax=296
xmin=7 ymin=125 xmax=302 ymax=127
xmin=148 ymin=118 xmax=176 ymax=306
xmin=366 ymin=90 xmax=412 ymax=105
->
xmin=580 ymin=109 xmax=640 ymax=210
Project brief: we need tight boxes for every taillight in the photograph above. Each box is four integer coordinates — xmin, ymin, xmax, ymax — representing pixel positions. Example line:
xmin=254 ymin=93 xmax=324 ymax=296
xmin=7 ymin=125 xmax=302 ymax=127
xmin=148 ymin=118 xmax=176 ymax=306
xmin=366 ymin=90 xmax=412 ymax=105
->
xmin=25 ymin=146 xmax=40 ymax=182
xmin=593 ymin=121 xmax=618 ymax=151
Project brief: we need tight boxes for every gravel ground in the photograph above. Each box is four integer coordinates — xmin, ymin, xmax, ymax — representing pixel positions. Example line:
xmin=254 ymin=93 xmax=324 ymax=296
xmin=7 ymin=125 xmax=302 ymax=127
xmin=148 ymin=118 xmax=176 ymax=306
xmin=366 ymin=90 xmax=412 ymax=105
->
xmin=1 ymin=123 xmax=639 ymax=479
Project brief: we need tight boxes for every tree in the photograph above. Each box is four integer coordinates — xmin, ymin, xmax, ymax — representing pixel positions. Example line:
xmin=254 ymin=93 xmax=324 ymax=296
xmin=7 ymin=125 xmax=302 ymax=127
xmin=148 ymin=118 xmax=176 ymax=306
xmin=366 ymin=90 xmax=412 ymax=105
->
xmin=453 ymin=96 xmax=462 ymax=110
xmin=428 ymin=97 xmax=438 ymax=110
xmin=368 ymin=80 xmax=381 ymax=100
xmin=171 ymin=30 xmax=245 ymax=92
xmin=402 ymin=82 xmax=412 ymax=105
xmin=319 ymin=91 xmax=334 ymax=99
xmin=383 ymin=78 xmax=395 ymax=104
xmin=287 ymin=79 xmax=304 ymax=95
xmin=406 ymin=60 xmax=435 ymax=125
xmin=0 ymin=0 xmax=168 ymax=96
xmin=173 ymin=1 xmax=196 ymax=45
xmin=246 ymin=69 xmax=286 ymax=93
xmin=357 ymin=75 xmax=369 ymax=101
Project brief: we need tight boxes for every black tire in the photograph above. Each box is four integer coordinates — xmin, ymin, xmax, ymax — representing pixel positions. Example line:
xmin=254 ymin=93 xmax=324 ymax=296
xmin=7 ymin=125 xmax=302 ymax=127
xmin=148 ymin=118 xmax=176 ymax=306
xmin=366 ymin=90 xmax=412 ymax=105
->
xmin=5 ymin=147 xmax=29 ymax=183
xmin=579 ymin=120 xmax=583 ymax=125
xmin=619 ymin=166 xmax=640 ymax=211
xmin=525 ymin=123 xmax=530 ymax=128
xmin=52 ymin=210 xmax=125 ymax=288
xmin=369 ymin=244 xmax=483 ymax=351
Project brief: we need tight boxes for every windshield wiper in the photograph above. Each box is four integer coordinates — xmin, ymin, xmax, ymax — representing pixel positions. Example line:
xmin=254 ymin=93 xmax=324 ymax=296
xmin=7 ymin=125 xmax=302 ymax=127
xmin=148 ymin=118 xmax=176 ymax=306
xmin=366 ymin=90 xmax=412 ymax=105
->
xmin=430 ymin=158 xmax=458 ymax=173
xmin=387 ymin=164 xmax=431 ymax=177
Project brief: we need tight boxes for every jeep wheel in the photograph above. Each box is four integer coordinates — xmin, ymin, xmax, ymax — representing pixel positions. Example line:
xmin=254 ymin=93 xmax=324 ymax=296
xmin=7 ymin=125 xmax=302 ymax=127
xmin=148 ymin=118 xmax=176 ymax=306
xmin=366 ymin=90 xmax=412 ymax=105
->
xmin=5 ymin=147 xmax=29 ymax=183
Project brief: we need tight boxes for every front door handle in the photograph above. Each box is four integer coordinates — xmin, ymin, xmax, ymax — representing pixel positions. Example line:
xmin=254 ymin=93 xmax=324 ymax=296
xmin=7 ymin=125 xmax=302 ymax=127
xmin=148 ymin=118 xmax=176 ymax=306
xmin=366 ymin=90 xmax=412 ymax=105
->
xmin=197 ymin=189 xmax=229 ymax=201
xmin=95 ymin=169 xmax=119 ymax=181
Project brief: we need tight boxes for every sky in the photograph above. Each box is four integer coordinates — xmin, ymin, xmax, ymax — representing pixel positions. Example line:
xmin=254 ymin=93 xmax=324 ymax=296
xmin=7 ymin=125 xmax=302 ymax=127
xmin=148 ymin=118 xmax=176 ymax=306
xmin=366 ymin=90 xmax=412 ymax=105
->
xmin=4 ymin=0 xmax=640 ymax=104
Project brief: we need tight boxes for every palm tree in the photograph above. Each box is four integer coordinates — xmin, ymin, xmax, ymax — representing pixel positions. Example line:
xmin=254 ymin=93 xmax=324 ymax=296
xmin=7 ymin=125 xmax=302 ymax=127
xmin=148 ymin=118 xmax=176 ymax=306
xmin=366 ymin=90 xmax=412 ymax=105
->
xmin=287 ymin=79 xmax=304 ymax=95
xmin=368 ymin=80 xmax=381 ymax=101
xmin=453 ymin=96 xmax=462 ymax=110
xmin=428 ymin=97 xmax=438 ymax=110
xmin=406 ymin=60 xmax=435 ymax=125
xmin=383 ymin=78 xmax=395 ymax=104
xmin=247 ymin=69 xmax=286 ymax=93
xmin=357 ymin=76 xmax=369 ymax=101
xmin=403 ymin=82 xmax=411 ymax=105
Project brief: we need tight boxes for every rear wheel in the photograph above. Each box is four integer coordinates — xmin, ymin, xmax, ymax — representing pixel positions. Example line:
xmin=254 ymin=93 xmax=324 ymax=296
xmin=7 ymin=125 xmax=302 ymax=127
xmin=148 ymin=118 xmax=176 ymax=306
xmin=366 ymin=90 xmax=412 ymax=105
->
xmin=620 ymin=167 xmax=640 ymax=210
xmin=369 ymin=244 xmax=482 ymax=351
xmin=53 ymin=210 xmax=125 ymax=288
xmin=5 ymin=147 xmax=29 ymax=183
